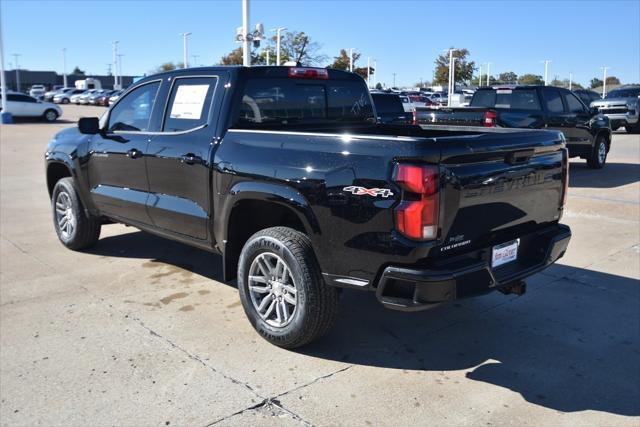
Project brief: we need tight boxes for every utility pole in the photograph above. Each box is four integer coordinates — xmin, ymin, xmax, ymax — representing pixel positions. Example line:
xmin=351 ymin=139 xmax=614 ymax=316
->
xmin=478 ymin=64 xmax=482 ymax=87
xmin=241 ymin=0 xmax=250 ymax=66
xmin=0 ymin=8 xmax=11 ymax=124
xmin=179 ymin=32 xmax=191 ymax=68
xmin=266 ymin=49 xmax=270 ymax=66
xmin=541 ymin=59 xmax=551 ymax=86
xmin=486 ymin=62 xmax=491 ymax=87
xmin=12 ymin=53 xmax=20 ymax=92
xmin=602 ymin=66 xmax=609 ymax=98
xmin=392 ymin=72 xmax=396 ymax=87
xmin=117 ymin=54 xmax=124 ymax=88
xmin=373 ymin=60 xmax=377 ymax=87
xmin=447 ymin=48 xmax=458 ymax=106
xmin=62 ymin=48 xmax=68 ymax=87
xmin=112 ymin=41 xmax=118 ymax=89
xmin=191 ymin=54 xmax=199 ymax=67
xmin=569 ymin=72 xmax=572 ymax=91
xmin=271 ymin=27 xmax=286 ymax=66
xmin=349 ymin=48 xmax=354 ymax=72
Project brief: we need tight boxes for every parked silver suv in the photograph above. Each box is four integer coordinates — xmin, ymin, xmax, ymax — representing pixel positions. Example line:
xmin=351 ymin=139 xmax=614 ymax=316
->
xmin=590 ymin=85 xmax=640 ymax=133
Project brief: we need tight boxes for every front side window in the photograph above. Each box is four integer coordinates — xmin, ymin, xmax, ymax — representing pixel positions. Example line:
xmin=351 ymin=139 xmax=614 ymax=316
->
xmin=163 ymin=77 xmax=218 ymax=132
xmin=108 ymin=81 xmax=160 ymax=132
xmin=563 ymin=92 xmax=586 ymax=113
xmin=543 ymin=89 xmax=564 ymax=113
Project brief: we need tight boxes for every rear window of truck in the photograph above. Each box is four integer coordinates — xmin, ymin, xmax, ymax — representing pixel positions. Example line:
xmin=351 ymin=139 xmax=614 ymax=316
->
xmin=234 ymin=78 xmax=374 ymax=128
xmin=471 ymin=89 xmax=541 ymax=110
xmin=371 ymin=94 xmax=404 ymax=114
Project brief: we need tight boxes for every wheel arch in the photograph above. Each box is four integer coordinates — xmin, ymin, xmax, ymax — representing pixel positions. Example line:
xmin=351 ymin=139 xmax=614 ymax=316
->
xmin=219 ymin=181 xmax=320 ymax=282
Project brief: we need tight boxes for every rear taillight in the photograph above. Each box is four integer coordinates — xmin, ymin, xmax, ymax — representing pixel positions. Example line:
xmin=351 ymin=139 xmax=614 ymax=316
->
xmin=412 ymin=110 xmax=417 ymax=125
xmin=484 ymin=110 xmax=497 ymax=127
xmin=393 ymin=164 xmax=439 ymax=240
xmin=288 ymin=67 xmax=329 ymax=80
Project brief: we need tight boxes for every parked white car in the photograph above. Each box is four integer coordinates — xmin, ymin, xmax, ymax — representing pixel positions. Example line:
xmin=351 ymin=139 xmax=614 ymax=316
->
xmin=29 ymin=85 xmax=46 ymax=98
xmin=71 ymin=89 xmax=97 ymax=105
xmin=53 ymin=88 xmax=85 ymax=104
xmin=399 ymin=95 xmax=415 ymax=112
xmin=0 ymin=93 xmax=62 ymax=122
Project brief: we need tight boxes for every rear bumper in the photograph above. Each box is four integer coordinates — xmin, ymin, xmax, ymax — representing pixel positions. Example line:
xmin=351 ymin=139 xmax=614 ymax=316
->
xmin=376 ymin=224 xmax=571 ymax=311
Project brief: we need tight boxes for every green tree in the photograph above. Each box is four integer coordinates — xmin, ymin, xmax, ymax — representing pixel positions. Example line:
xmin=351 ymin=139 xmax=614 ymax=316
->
xmin=329 ymin=49 xmax=360 ymax=71
xmin=433 ymin=48 xmax=475 ymax=85
xmin=71 ymin=66 xmax=85 ymax=75
xmin=606 ymin=76 xmax=621 ymax=85
xmin=375 ymin=82 xmax=383 ymax=90
xmin=498 ymin=71 xmax=518 ymax=84
xmin=550 ymin=78 xmax=564 ymax=87
xmin=590 ymin=78 xmax=603 ymax=89
xmin=219 ymin=48 xmax=260 ymax=65
xmin=221 ymin=31 xmax=326 ymax=66
xmin=518 ymin=74 xmax=544 ymax=85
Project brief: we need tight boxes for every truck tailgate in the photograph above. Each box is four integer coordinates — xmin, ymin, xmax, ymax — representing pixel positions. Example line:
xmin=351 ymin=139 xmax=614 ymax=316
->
xmin=433 ymin=128 xmax=566 ymax=255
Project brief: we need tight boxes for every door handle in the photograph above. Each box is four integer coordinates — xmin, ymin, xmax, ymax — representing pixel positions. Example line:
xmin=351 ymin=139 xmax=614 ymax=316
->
xmin=126 ymin=148 xmax=143 ymax=159
xmin=181 ymin=153 xmax=203 ymax=165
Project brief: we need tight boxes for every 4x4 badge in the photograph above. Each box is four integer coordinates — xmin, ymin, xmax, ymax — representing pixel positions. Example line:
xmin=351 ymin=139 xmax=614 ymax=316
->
xmin=343 ymin=186 xmax=394 ymax=198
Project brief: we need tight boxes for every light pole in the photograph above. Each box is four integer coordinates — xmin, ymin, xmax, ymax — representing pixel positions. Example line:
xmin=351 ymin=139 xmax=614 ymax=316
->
xmin=392 ymin=72 xmax=396 ymax=87
xmin=271 ymin=27 xmax=286 ymax=66
xmin=62 ymin=48 xmax=68 ymax=87
xmin=179 ymin=32 xmax=191 ymax=68
xmin=478 ymin=64 xmax=482 ymax=87
xmin=447 ymin=48 xmax=458 ymax=106
xmin=112 ymin=41 xmax=119 ymax=89
xmin=0 ymin=11 xmax=11 ymax=123
xmin=349 ymin=48 xmax=355 ymax=72
xmin=367 ymin=56 xmax=371 ymax=87
xmin=602 ymin=66 xmax=609 ymax=98
xmin=486 ymin=62 xmax=491 ymax=87
xmin=569 ymin=72 xmax=572 ymax=91
xmin=117 ymin=54 xmax=124 ymax=88
xmin=12 ymin=53 xmax=20 ymax=92
xmin=541 ymin=59 xmax=551 ymax=86
xmin=192 ymin=54 xmax=199 ymax=67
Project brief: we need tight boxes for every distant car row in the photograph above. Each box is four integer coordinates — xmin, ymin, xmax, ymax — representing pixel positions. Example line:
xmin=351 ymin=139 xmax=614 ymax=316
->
xmin=47 ymin=88 xmax=122 ymax=106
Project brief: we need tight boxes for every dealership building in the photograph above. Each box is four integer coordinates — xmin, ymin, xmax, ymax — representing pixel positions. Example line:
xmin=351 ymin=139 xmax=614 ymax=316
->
xmin=3 ymin=69 xmax=139 ymax=92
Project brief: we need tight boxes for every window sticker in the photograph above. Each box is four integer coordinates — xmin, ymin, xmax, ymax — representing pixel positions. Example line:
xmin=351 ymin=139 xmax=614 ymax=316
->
xmin=169 ymin=84 xmax=209 ymax=119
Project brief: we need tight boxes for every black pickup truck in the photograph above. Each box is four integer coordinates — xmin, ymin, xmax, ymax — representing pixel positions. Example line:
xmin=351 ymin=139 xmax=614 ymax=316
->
xmin=415 ymin=85 xmax=612 ymax=169
xmin=45 ymin=67 xmax=571 ymax=348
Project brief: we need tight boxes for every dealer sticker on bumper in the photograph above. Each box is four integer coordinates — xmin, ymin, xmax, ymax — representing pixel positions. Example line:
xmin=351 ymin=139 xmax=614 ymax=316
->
xmin=492 ymin=239 xmax=520 ymax=268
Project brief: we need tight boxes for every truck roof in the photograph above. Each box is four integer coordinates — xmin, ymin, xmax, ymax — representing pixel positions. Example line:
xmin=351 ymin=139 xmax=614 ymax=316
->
xmin=137 ymin=66 xmax=364 ymax=86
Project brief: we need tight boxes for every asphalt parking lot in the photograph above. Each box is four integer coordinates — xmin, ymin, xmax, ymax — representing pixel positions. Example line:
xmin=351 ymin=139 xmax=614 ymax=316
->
xmin=1 ymin=105 xmax=638 ymax=426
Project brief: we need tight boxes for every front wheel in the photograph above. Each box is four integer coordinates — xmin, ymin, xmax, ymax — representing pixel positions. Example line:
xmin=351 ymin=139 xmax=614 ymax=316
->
xmin=587 ymin=136 xmax=608 ymax=169
xmin=43 ymin=109 xmax=58 ymax=122
xmin=238 ymin=227 xmax=339 ymax=349
xmin=52 ymin=178 xmax=101 ymax=250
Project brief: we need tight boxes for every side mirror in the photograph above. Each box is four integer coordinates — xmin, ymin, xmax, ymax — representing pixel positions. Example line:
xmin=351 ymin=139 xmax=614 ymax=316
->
xmin=78 ymin=117 xmax=100 ymax=134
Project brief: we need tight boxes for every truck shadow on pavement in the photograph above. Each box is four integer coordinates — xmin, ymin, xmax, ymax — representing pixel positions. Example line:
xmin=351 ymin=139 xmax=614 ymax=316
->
xmin=570 ymin=162 xmax=640 ymax=188
xmin=304 ymin=265 xmax=640 ymax=417
xmin=88 ymin=230 xmax=639 ymax=417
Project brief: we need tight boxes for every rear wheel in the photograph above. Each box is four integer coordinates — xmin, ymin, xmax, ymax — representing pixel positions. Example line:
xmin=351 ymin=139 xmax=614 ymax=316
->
xmin=587 ymin=135 xmax=608 ymax=169
xmin=61 ymin=98 xmax=70 ymax=104
xmin=43 ymin=109 xmax=58 ymax=122
xmin=52 ymin=178 xmax=101 ymax=250
xmin=238 ymin=227 xmax=339 ymax=348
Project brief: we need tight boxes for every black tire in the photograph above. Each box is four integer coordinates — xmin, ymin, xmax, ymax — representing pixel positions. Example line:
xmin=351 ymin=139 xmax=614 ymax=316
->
xmin=51 ymin=177 xmax=101 ymax=250
xmin=587 ymin=135 xmax=608 ymax=169
xmin=61 ymin=98 xmax=70 ymax=104
xmin=238 ymin=226 xmax=339 ymax=349
xmin=43 ymin=109 xmax=58 ymax=122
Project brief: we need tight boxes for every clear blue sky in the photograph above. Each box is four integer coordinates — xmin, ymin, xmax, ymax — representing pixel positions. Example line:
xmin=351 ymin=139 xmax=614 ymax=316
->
xmin=2 ymin=0 xmax=639 ymax=87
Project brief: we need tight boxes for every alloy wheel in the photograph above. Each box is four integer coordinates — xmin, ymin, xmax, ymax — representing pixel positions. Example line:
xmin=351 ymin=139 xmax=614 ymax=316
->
xmin=55 ymin=191 xmax=76 ymax=240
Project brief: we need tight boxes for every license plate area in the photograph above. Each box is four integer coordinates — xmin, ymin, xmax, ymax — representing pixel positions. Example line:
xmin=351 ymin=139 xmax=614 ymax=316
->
xmin=492 ymin=239 xmax=519 ymax=268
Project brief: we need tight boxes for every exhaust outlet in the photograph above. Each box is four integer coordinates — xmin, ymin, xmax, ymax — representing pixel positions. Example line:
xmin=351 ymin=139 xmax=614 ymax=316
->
xmin=499 ymin=280 xmax=527 ymax=296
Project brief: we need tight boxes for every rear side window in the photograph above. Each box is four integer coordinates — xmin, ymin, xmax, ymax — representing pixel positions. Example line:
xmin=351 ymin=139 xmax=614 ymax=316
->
xmin=234 ymin=78 xmax=373 ymax=128
xmin=371 ymin=94 xmax=403 ymax=114
xmin=471 ymin=89 xmax=541 ymax=110
xmin=163 ymin=77 xmax=218 ymax=132
xmin=543 ymin=89 xmax=564 ymax=113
